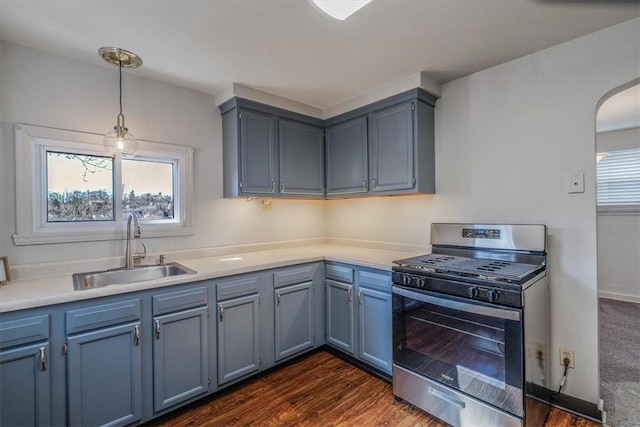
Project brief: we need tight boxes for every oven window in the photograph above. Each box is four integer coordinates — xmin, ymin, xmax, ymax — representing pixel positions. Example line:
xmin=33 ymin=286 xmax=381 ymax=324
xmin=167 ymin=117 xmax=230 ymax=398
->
xmin=393 ymin=291 xmax=524 ymax=417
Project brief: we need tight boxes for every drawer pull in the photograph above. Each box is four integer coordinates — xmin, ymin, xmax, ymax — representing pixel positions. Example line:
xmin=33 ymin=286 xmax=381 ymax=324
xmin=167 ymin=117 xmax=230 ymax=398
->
xmin=430 ymin=387 xmax=466 ymax=409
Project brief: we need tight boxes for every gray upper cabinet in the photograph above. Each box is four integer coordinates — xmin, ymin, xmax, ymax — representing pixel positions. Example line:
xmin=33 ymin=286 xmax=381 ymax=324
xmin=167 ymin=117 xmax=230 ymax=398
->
xmin=220 ymin=97 xmax=324 ymax=198
xmin=279 ymin=119 xmax=324 ymax=196
xmin=221 ymin=89 xmax=436 ymax=199
xmin=369 ymin=102 xmax=415 ymax=193
xmin=239 ymin=110 xmax=277 ymax=195
xmin=325 ymin=117 xmax=368 ymax=196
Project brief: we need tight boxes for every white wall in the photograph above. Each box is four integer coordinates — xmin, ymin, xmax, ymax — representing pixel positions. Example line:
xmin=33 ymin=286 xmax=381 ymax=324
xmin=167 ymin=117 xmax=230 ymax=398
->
xmin=597 ymin=127 xmax=640 ymax=302
xmin=326 ymin=18 xmax=640 ymax=404
xmin=0 ymin=41 xmax=326 ymax=265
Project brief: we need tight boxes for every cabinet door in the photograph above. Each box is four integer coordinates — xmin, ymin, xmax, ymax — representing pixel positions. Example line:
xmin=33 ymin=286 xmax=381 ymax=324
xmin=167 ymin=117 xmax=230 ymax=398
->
xmin=217 ymin=294 xmax=260 ymax=385
xmin=325 ymin=280 xmax=355 ymax=354
xmin=0 ymin=343 xmax=50 ymax=426
xmin=67 ymin=323 xmax=142 ymax=427
xmin=153 ymin=307 xmax=208 ymax=413
xmin=279 ymin=119 xmax=324 ymax=196
xmin=358 ymin=287 xmax=392 ymax=374
xmin=326 ymin=117 xmax=368 ymax=196
xmin=239 ymin=109 xmax=277 ymax=195
xmin=369 ymin=102 xmax=415 ymax=192
xmin=275 ymin=282 xmax=314 ymax=361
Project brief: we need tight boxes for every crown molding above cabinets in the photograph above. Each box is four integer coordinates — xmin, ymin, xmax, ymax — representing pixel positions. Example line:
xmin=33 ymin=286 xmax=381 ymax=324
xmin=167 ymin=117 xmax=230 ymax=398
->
xmin=219 ymin=88 xmax=437 ymax=199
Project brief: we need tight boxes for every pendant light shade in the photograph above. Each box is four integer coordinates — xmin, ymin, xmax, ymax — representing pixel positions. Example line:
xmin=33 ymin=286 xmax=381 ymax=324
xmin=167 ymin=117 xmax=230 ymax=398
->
xmin=99 ymin=47 xmax=142 ymax=158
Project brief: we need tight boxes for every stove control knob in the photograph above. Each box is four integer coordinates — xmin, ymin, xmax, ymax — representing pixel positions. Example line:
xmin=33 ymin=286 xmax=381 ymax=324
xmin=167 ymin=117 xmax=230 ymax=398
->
xmin=416 ymin=278 xmax=425 ymax=288
xmin=486 ymin=290 xmax=499 ymax=303
xmin=402 ymin=275 xmax=412 ymax=286
xmin=467 ymin=287 xmax=479 ymax=299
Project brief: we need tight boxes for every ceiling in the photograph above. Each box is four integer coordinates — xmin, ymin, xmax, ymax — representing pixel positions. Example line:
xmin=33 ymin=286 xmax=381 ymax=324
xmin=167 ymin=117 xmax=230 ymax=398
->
xmin=0 ymin=0 xmax=638 ymax=111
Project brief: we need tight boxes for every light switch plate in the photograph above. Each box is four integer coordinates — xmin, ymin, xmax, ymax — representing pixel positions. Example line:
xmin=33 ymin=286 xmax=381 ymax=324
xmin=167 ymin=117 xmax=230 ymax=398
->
xmin=566 ymin=172 xmax=585 ymax=194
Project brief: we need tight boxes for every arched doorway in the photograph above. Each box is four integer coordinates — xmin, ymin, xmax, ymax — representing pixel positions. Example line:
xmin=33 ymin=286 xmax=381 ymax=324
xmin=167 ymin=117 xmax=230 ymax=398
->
xmin=596 ymin=80 xmax=640 ymax=427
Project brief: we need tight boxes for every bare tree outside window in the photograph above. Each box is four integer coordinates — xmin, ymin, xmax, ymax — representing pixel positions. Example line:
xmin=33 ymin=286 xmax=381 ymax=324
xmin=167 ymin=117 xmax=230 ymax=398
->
xmin=47 ymin=152 xmax=114 ymax=222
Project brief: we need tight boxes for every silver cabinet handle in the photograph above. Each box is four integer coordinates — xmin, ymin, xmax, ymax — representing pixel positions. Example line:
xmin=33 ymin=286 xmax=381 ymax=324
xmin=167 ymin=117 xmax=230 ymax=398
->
xmin=358 ymin=289 xmax=363 ymax=305
xmin=134 ymin=325 xmax=140 ymax=346
xmin=347 ymin=287 xmax=352 ymax=302
xmin=219 ymin=306 xmax=224 ymax=322
xmin=372 ymin=178 xmax=376 ymax=190
xmin=155 ymin=320 xmax=161 ymax=340
xmin=39 ymin=347 xmax=47 ymax=371
xmin=276 ymin=291 xmax=281 ymax=306
xmin=271 ymin=179 xmax=275 ymax=193
xmin=280 ymin=180 xmax=285 ymax=192
xmin=362 ymin=179 xmax=367 ymax=191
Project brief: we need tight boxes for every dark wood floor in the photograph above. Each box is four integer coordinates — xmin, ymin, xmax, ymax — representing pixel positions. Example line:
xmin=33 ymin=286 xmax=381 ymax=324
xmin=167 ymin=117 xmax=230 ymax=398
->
xmin=155 ymin=351 xmax=600 ymax=427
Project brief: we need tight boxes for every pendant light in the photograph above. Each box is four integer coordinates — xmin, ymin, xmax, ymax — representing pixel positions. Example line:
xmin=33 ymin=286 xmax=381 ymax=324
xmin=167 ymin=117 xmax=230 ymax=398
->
xmin=99 ymin=47 xmax=143 ymax=158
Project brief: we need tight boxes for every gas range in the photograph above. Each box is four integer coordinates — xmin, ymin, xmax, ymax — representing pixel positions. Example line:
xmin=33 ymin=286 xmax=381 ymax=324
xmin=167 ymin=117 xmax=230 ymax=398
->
xmin=392 ymin=224 xmax=547 ymax=308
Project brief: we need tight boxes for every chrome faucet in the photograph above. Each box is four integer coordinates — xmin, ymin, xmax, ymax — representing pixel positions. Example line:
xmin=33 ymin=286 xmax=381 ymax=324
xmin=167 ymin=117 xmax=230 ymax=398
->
xmin=125 ymin=213 xmax=145 ymax=268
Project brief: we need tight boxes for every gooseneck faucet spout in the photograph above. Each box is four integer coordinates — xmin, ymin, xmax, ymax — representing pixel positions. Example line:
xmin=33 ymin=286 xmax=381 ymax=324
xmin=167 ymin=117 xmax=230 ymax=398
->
xmin=125 ymin=213 xmax=142 ymax=269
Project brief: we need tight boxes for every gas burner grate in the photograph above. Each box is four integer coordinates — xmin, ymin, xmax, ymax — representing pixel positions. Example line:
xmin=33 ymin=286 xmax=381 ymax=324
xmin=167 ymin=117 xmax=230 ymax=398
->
xmin=394 ymin=254 xmax=543 ymax=281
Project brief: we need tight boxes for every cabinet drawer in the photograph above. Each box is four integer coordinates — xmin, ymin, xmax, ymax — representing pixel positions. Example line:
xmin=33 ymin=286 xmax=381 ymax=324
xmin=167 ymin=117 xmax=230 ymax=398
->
xmin=326 ymin=265 xmax=354 ymax=284
xmin=358 ymin=270 xmax=391 ymax=293
xmin=153 ymin=286 xmax=208 ymax=316
xmin=66 ymin=299 xmax=141 ymax=335
xmin=216 ymin=275 xmax=260 ymax=301
xmin=0 ymin=315 xmax=49 ymax=350
xmin=274 ymin=264 xmax=315 ymax=288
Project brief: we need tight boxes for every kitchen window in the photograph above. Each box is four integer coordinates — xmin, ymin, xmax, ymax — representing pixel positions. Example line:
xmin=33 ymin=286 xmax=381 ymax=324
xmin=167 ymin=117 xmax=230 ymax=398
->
xmin=597 ymin=147 xmax=640 ymax=214
xmin=14 ymin=124 xmax=194 ymax=245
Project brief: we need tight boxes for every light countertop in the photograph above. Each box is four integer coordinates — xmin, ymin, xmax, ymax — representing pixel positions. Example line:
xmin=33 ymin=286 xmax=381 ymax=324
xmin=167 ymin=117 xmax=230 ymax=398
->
xmin=0 ymin=244 xmax=423 ymax=313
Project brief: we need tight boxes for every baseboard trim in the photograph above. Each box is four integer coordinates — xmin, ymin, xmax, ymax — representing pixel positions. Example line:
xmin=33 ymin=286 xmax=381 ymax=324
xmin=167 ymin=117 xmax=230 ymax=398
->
xmin=549 ymin=392 xmax=603 ymax=423
xmin=599 ymin=291 xmax=640 ymax=304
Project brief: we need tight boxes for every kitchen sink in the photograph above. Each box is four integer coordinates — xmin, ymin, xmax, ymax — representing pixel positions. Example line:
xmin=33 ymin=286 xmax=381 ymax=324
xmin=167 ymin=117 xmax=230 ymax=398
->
xmin=72 ymin=263 xmax=197 ymax=291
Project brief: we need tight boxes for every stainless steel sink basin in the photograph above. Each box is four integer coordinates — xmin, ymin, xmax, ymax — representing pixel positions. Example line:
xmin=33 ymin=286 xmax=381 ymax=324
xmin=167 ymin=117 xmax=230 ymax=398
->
xmin=73 ymin=263 xmax=197 ymax=291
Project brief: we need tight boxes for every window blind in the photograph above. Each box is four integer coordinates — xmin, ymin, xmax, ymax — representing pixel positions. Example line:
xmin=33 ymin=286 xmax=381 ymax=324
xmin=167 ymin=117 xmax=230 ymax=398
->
xmin=597 ymin=147 xmax=640 ymax=212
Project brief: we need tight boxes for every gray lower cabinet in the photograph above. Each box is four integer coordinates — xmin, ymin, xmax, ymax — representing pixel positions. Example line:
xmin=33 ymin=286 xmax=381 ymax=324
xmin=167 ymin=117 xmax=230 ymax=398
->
xmin=325 ymin=117 xmax=368 ymax=196
xmin=0 ymin=314 xmax=50 ymax=426
xmin=357 ymin=286 xmax=392 ymax=373
xmin=274 ymin=281 xmax=314 ymax=361
xmin=326 ymin=264 xmax=392 ymax=374
xmin=67 ymin=323 xmax=142 ymax=427
xmin=152 ymin=286 xmax=209 ymax=413
xmin=0 ymin=343 xmax=51 ymax=426
xmin=217 ymin=293 xmax=260 ymax=385
xmin=279 ymin=119 xmax=324 ymax=196
xmin=325 ymin=279 xmax=355 ymax=354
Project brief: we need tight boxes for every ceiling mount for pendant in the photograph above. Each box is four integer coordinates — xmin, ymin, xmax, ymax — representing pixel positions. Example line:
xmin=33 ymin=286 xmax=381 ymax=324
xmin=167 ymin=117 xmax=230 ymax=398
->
xmin=99 ymin=47 xmax=142 ymax=158
xmin=98 ymin=47 xmax=143 ymax=69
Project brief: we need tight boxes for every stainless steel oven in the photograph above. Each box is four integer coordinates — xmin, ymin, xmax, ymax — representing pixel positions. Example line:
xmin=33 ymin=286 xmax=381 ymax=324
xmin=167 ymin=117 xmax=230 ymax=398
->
xmin=392 ymin=224 xmax=550 ymax=427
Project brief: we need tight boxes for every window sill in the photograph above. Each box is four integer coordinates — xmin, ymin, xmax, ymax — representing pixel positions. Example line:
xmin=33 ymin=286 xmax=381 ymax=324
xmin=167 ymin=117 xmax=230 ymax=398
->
xmin=12 ymin=226 xmax=194 ymax=246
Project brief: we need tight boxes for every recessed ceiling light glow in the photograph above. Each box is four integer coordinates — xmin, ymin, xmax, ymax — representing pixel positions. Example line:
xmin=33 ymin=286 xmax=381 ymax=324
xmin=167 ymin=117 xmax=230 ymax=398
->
xmin=310 ymin=0 xmax=372 ymax=21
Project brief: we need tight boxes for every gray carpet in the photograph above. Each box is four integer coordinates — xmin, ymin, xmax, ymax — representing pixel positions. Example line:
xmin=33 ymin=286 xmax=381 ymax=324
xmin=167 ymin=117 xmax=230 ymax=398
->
xmin=600 ymin=298 xmax=640 ymax=427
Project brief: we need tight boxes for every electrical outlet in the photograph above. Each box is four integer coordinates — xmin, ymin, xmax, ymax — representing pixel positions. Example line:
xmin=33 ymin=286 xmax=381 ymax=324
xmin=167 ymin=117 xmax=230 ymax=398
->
xmin=534 ymin=341 xmax=546 ymax=360
xmin=559 ymin=348 xmax=575 ymax=368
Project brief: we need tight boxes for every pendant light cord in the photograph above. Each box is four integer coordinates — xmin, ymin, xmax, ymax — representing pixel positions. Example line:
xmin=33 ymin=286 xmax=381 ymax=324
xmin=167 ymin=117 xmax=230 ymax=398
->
xmin=119 ymin=59 xmax=123 ymax=116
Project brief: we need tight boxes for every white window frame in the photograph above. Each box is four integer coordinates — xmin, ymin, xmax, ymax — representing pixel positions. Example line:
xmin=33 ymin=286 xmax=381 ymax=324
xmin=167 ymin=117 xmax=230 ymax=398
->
xmin=14 ymin=124 xmax=194 ymax=245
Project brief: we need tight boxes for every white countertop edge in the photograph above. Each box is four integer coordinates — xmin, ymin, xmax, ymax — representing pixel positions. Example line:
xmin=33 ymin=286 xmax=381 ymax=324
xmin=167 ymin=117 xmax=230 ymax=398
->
xmin=0 ymin=244 xmax=424 ymax=313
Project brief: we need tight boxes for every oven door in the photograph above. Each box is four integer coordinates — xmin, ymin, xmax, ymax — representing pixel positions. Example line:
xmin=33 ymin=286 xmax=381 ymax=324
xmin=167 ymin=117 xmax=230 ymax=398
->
xmin=392 ymin=285 xmax=524 ymax=418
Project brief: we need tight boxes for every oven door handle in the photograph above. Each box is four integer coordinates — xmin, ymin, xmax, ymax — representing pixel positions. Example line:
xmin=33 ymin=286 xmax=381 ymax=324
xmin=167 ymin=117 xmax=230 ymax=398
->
xmin=392 ymin=286 xmax=521 ymax=321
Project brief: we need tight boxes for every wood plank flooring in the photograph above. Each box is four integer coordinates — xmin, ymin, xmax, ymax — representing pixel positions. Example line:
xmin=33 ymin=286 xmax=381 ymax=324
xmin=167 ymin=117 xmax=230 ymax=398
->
xmin=154 ymin=351 xmax=600 ymax=427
